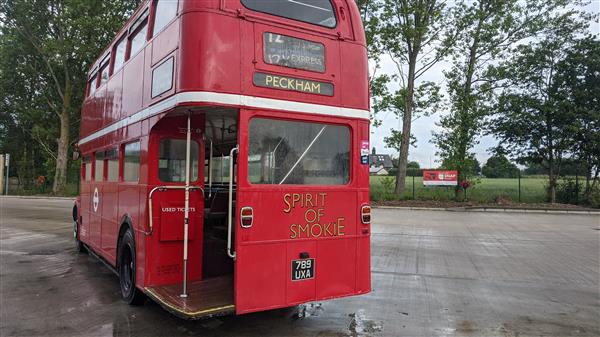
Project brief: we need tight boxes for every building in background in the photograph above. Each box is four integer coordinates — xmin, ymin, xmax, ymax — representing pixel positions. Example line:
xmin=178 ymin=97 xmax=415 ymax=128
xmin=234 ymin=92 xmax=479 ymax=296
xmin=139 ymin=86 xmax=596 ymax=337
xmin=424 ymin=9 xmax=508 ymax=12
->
xmin=369 ymin=148 xmax=393 ymax=176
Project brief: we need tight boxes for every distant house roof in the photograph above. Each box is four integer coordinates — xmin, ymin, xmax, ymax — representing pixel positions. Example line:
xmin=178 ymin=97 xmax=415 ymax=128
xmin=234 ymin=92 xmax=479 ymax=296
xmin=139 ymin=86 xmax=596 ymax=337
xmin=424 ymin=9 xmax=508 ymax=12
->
xmin=369 ymin=154 xmax=393 ymax=169
xmin=369 ymin=166 xmax=389 ymax=175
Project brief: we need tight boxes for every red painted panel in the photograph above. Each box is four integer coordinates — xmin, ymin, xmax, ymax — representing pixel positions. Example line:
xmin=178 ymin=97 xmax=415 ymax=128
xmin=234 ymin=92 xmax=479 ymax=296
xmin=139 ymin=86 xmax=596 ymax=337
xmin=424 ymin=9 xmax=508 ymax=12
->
xmin=121 ymin=50 xmax=145 ymax=118
xmin=316 ymin=237 xmax=356 ymax=298
xmin=151 ymin=17 xmax=179 ymax=66
xmin=101 ymin=182 xmax=119 ymax=261
xmin=235 ymin=243 xmax=287 ymax=313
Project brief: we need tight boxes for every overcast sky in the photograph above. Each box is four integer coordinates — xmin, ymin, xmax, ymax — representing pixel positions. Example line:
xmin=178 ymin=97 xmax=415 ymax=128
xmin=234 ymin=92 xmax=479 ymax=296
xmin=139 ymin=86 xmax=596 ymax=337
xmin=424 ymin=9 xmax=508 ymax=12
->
xmin=369 ymin=1 xmax=600 ymax=168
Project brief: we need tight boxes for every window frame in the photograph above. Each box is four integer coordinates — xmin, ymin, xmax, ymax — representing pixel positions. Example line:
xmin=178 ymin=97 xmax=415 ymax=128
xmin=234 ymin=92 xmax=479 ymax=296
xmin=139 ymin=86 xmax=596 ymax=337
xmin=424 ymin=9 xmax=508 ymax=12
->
xmin=122 ymin=141 xmax=141 ymax=183
xmin=151 ymin=0 xmax=179 ymax=37
xmin=151 ymin=56 xmax=174 ymax=98
xmin=83 ymin=156 xmax=92 ymax=181
xmin=157 ymin=137 xmax=201 ymax=184
xmin=87 ymin=69 xmax=98 ymax=97
xmin=111 ymin=35 xmax=127 ymax=76
xmin=98 ymin=54 xmax=111 ymax=88
xmin=94 ymin=151 xmax=106 ymax=182
xmin=127 ymin=8 xmax=150 ymax=60
xmin=246 ymin=116 xmax=352 ymax=186
xmin=240 ymin=0 xmax=338 ymax=29
xmin=105 ymin=147 xmax=119 ymax=182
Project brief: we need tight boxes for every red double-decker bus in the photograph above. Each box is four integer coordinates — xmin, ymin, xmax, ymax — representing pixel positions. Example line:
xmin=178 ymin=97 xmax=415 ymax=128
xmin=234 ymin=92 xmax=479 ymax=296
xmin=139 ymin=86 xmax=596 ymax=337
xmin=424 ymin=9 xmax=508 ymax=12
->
xmin=73 ymin=0 xmax=370 ymax=319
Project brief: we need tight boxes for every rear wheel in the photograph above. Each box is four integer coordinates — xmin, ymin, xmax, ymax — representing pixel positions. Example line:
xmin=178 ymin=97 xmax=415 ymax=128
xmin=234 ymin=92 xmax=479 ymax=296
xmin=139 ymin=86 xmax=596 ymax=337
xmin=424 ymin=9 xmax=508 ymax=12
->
xmin=118 ymin=229 xmax=146 ymax=305
xmin=72 ymin=205 xmax=85 ymax=253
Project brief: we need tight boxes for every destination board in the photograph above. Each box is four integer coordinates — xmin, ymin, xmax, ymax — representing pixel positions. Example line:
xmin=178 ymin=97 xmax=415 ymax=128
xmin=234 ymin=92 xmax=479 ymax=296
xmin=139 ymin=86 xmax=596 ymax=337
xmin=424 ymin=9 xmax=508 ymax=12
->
xmin=253 ymin=72 xmax=334 ymax=96
xmin=264 ymin=32 xmax=325 ymax=72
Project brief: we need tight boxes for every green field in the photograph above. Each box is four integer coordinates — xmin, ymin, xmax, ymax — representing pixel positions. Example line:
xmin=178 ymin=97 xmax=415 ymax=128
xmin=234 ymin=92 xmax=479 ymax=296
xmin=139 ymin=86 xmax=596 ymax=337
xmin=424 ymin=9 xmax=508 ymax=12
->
xmin=370 ymin=176 xmax=549 ymax=203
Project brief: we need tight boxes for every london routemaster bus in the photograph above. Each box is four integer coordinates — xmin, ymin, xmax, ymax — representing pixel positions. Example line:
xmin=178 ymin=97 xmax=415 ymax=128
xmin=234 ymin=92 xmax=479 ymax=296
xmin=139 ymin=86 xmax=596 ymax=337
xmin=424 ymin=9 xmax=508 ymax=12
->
xmin=73 ymin=0 xmax=370 ymax=319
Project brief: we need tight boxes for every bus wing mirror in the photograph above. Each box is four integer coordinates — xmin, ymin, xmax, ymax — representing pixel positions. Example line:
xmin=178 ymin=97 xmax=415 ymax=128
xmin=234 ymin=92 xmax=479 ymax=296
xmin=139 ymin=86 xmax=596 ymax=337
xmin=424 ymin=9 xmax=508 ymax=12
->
xmin=72 ymin=150 xmax=80 ymax=161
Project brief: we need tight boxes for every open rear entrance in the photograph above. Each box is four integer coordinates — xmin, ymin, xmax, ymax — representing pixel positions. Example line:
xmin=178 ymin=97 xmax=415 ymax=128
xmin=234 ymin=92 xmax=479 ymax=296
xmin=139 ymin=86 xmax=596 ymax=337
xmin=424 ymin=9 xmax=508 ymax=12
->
xmin=144 ymin=107 xmax=238 ymax=319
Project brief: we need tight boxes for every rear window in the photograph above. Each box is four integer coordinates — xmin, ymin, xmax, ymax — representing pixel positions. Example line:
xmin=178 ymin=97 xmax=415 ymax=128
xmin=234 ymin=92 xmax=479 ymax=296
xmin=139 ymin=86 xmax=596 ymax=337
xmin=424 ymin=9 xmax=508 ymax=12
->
xmin=241 ymin=0 xmax=337 ymax=28
xmin=248 ymin=118 xmax=350 ymax=185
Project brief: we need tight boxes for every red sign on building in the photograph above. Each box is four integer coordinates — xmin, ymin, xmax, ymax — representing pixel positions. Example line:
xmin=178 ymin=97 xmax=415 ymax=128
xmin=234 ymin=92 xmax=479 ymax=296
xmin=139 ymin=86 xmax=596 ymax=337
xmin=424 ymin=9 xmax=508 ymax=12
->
xmin=423 ymin=170 xmax=458 ymax=186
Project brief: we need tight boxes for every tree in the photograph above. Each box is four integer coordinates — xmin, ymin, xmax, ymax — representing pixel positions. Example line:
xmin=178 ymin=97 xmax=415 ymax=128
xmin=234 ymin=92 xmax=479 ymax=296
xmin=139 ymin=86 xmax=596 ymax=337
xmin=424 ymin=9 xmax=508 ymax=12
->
xmin=553 ymin=37 xmax=600 ymax=202
xmin=441 ymin=157 xmax=480 ymax=177
xmin=0 ymin=0 xmax=140 ymax=194
xmin=383 ymin=129 xmax=416 ymax=153
xmin=432 ymin=0 xmax=575 ymax=199
xmin=482 ymin=154 xmax=519 ymax=178
xmin=407 ymin=161 xmax=420 ymax=170
xmin=360 ymin=0 xmax=450 ymax=197
xmin=488 ymin=15 xmax=591 ymax=202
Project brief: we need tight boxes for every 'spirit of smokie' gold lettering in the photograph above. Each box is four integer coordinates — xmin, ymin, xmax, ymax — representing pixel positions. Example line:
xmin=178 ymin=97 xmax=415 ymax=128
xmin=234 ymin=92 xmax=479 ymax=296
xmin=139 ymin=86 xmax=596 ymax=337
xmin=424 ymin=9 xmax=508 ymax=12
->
xmin=283 ymin=193 xmax=346 ymax=239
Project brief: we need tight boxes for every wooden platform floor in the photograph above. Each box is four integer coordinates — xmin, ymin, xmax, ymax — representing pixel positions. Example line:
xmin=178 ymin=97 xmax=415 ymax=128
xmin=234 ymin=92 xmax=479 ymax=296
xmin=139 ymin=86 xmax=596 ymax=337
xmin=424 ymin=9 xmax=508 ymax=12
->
xmin=145 ymin=275 xmax=234 ymax=319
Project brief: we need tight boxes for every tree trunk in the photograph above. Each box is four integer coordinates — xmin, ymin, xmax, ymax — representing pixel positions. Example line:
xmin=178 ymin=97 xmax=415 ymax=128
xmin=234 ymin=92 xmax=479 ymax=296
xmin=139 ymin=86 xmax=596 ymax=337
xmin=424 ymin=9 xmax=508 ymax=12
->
xmin=52 ymin=77 xmax=71 ymax=195
xmin=395 ymin=53 xmax=417 ymax=196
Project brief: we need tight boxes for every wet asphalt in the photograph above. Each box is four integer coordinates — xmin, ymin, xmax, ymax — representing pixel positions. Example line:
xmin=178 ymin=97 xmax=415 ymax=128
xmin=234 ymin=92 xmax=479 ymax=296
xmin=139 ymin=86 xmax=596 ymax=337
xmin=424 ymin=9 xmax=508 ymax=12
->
xmin=1 ymin=197 xmax=599 ymax=337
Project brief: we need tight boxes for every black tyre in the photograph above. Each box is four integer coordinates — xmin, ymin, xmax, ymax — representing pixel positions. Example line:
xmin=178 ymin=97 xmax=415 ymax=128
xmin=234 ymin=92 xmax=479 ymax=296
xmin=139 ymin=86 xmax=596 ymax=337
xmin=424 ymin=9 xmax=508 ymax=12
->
xmin=118 ymin=228 xmax=146 ymax=305
xmin=72 ymin=205 xmax=85 ymax=253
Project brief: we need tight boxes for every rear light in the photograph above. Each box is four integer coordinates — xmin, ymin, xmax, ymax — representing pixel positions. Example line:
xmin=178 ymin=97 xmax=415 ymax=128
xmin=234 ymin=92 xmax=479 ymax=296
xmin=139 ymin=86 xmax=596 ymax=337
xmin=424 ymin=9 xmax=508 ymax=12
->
xmin=240 ymin=207 xmax=253 ymax=228
xmin=361 ymin=205 xmax=371 ymax=224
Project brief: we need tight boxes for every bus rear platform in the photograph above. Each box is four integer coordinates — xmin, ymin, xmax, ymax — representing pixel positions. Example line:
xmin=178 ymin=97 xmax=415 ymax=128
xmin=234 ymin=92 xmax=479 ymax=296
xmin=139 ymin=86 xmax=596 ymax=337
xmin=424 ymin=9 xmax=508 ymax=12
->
xmin=144 ymin=275 xmax=234 ymax=319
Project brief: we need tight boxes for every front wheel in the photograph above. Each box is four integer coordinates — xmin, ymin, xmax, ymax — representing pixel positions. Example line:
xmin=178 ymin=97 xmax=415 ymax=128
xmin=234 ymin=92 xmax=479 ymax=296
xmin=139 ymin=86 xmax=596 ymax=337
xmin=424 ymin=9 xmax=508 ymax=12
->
xmin=118 ymin=229 xmax=146 ymax=305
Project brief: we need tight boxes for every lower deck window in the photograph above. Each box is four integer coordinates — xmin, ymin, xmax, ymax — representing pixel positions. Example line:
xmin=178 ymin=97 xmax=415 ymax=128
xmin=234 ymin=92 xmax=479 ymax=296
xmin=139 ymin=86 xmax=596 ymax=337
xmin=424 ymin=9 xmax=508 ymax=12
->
xmin=123 ymin=142 xmax=140 ymax=182
xmin=248 ymin=118 xmax=350 ymax=185
xmin=159 ymin=139 xmax=199 ymax=182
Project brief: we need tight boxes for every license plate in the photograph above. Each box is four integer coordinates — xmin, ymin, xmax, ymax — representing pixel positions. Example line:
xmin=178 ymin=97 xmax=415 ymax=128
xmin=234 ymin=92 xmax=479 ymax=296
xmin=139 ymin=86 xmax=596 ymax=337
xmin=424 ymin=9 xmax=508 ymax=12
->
xmin=291 ymin=258 xmax=315 ymax=281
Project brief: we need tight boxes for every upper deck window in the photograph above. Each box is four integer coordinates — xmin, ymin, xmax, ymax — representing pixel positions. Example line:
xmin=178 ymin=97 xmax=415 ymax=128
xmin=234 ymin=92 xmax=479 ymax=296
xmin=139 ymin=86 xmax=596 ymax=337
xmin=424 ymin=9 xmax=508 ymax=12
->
xmin=152 ymin=0 xmax=178 ymax=36
xmin=241 ymin=0 xmax=337 ymax=28
xmin=88 ymin=78 xmax=96 ymax=97
xmin=99 ymin=62 xmax=109 ymax=87
xmin=113 ymin=37 xmax=127 ymax=73
xmin=248 ymin=118 xmax=350 ymax=185
xmin=129 ymin=12 xmax=148 ymax=57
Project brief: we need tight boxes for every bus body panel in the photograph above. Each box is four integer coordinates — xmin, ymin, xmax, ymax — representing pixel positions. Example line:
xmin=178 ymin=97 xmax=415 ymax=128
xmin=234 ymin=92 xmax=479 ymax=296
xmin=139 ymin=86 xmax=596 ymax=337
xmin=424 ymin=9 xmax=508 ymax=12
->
xmin=233 ymin=109 xmax=370 ymax=314
xmin=77 ymin=0 xmax=370 ymax=317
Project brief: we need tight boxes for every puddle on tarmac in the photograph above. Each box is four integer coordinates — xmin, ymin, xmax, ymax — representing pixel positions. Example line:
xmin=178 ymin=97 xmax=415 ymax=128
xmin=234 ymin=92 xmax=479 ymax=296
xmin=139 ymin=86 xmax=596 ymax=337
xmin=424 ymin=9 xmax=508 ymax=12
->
xmin=348 ymin=309 xmax=383 ymax=336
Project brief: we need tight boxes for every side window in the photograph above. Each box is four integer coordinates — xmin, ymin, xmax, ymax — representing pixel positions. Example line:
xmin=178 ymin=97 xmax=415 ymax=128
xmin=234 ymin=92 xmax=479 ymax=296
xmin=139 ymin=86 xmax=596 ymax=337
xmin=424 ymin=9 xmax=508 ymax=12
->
xmin=129 ymin=13 xmax=148 ymax=57
xmin=151 ymin=57 xmax=174 ymax=98
xmin=99 ymin=60 xmax=110 ymax=87
xmin=153 ymin=0 xmax=178 ymax=36
xmin=113 ymin=37 xmax=127 ymax=73
xmin=123 ymin=141 xmax=141 ymax=182
xmin=158 ymin=139 xmax=199 ymax=182
xmin=84 ymin=156 xmax=92 ymax=181
xmin=94 ymin=151 xmax=105 ymax=181
xmin=88 ymin=75 xmax=97 ymax=96
xmin=106 ymin=148 xmax=119 ymax=182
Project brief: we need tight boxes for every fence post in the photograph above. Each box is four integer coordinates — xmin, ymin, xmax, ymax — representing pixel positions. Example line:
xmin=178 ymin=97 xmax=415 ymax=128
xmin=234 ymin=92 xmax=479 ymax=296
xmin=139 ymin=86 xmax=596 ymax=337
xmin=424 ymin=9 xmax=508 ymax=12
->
xmin=4 ymin=154 xmax=9 ymax=196
xmin=575 ymin=169 xmax=579 ymax=205
xmin=518 ymin=170 xmax=521 ymax=203
xmin=0 ymin=155 xmax=4 ymax=196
